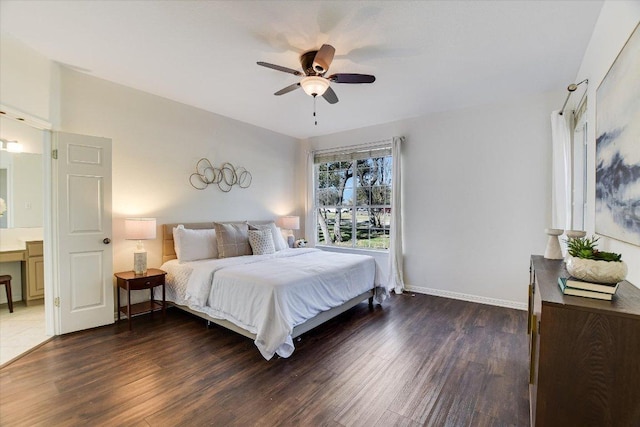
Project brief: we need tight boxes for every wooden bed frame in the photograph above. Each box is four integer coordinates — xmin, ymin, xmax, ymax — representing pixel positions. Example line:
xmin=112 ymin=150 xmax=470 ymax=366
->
xmin=162 ymin=222 xmax=374 ymax=341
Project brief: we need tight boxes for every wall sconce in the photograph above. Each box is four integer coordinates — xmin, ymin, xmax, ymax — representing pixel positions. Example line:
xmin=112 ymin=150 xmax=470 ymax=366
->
xmin=277 ymin=215 xmax=300 ymax=248
xmin=0 ymin=139 xmax=23 ymax=153
xmin=125 ymin=218 xmax=157 ymax=275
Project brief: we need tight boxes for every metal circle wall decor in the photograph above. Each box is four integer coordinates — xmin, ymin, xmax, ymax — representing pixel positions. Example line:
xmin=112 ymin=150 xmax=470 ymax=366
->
xmin=189 ymin=158 xmax=252 ymax=192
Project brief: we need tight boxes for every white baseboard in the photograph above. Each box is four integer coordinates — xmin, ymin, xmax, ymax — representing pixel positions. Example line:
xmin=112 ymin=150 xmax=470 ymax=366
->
xmin=404 ymin=285 xmax=527 ymax=311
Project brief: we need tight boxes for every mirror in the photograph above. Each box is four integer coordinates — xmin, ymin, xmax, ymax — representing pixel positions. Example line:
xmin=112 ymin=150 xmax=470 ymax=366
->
xmin=0 ymin=152 xmax=43 ymax=229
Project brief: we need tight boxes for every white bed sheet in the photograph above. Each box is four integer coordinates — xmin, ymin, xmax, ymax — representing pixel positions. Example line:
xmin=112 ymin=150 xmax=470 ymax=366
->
xmin=160 ymin=248 xmax=379 ymax=360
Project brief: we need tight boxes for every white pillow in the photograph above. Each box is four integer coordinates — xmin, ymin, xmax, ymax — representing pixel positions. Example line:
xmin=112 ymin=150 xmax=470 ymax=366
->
xmin=280 ymin=227 xmax=294 ymax=248
xmin=247 ymin=229 xmax=276 ymax=255
xmin=274 ymin=226 xmax=288 ymax=250
xmin=248 ymin=222 xmax=287 ymax=251
xmin=173 ymin=225 xmax=218 ymax=263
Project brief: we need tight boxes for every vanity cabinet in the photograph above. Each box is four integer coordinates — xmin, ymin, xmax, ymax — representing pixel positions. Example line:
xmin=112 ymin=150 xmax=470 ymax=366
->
xmin=23 ymin=240 xmax=44 ymax=305
xmin=528 ymin=255 xmax=640 ymax=426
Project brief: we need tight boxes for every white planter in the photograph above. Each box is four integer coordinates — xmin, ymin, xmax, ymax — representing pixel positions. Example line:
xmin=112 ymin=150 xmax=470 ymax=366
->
xmin=566 ymin=256 xmax=628 ymax=284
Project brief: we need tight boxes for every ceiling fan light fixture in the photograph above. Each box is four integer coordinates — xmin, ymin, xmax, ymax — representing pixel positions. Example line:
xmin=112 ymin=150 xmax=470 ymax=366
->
xmin=300 ymin=76 xmax=329 ymax=97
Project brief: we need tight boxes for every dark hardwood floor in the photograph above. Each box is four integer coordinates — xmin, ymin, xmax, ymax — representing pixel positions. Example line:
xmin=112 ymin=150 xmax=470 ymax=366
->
xmin=0 ymin=293 xmax=530 ymax=426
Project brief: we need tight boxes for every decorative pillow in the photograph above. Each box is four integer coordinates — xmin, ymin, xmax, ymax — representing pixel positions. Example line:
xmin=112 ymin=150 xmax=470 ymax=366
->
xmin=173 ymin=225 xmax=218 ymax=263
xmin=248 ymin=229 xmax=276 ymax=255
xmin=214 ymin=222 xmax=252 ymax=258
xmin=248 ymin=222 xmax=287 ymax=251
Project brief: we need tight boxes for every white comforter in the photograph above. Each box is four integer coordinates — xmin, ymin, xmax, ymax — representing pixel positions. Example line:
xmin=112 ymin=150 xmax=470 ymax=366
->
xmin=160 ymin=248 xmax=379 ymax=360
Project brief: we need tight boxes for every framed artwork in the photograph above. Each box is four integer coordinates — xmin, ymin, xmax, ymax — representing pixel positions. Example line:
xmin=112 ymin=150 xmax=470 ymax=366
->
xmin=595 ymin=22 xmax=640 ymax=246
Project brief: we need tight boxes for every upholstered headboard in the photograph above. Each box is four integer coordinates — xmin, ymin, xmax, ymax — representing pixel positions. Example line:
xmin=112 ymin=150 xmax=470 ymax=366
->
xmin=162 ymin=220 xmax=274 ymax=264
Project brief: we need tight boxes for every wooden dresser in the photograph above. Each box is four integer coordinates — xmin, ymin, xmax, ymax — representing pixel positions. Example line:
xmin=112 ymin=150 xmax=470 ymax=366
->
xmin=0 ymin=240 xmax=44 ymax=305
xmin=528 ymin=255 xmax=640 ymax=426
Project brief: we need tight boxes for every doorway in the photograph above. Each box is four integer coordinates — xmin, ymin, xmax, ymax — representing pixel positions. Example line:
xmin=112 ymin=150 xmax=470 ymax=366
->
xmin=0 ymin=116 xmax=49 ymax=366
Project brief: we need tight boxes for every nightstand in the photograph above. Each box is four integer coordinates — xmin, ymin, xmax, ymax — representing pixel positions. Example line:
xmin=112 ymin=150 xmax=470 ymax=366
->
xmin=114 ymin=268 xmax=167 ymax=330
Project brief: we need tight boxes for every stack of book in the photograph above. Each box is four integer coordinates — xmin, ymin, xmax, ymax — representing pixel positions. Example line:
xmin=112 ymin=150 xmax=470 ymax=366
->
xmin=557 ymin=277 xmax=619 ymax=301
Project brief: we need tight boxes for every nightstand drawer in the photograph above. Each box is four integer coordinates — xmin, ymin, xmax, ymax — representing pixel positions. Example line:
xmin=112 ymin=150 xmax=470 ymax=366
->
xmin=125 ymin=275 xmax=164 ymax=290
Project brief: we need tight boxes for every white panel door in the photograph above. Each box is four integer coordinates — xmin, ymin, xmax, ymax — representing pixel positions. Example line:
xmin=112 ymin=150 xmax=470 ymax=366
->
xmin=55 ymin=132 xmax=113 ymax=334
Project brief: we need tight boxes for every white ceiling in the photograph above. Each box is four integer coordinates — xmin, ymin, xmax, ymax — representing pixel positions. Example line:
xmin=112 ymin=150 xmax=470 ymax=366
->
xmin=1 ymin=1 xmax=603 ymax=139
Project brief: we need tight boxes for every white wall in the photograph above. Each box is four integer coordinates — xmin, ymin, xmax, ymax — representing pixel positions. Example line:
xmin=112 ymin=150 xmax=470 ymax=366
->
xmin=573 ymin=1 xmax=640 ymax=287
xmin=58 ymin=68 xmax=301 ymax=284
xmin=0 ymin=34 xmax=52 ymax=122
xmin=306 ymin=91 xmax=563 ymax=308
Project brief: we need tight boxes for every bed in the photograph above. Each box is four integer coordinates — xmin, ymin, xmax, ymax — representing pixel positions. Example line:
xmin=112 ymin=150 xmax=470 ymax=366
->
xmin=159 ymin=222 xmax=383 ymax=360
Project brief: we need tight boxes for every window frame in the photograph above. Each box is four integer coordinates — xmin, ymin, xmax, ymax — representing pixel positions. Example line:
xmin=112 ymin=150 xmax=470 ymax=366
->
xmin=312 ymin=143 xmax=393 ymax=252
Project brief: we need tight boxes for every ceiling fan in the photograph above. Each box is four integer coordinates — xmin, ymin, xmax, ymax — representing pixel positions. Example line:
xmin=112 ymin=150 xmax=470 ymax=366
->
xmin=257 ymin=44 xmax=376 ymax=105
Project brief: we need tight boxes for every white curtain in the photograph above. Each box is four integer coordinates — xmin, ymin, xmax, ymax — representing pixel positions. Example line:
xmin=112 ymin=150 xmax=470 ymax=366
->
xmin=388 ymin=136 xmax=405 ymax=294
xmin=306 ymin=149 xmax=315 ymax=246
xmin=550 ymin=111 xmax=572 ymax=230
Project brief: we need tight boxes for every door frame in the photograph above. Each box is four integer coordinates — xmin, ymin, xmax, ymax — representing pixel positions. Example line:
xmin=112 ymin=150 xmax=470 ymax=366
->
xmin=43 ymin=129 xmax=56 ymax=335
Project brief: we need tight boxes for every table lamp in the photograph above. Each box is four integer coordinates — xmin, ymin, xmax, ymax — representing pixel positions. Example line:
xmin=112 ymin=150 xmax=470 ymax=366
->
xmin=125 ymin=218 xmax=156 ymax=275
xmin=277 ymin=215 xmax=299 ymax=248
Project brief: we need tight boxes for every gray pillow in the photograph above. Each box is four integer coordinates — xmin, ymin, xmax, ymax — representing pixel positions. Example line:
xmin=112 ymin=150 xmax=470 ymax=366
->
xmin=213 ymin=222 xmax=252 ymax=258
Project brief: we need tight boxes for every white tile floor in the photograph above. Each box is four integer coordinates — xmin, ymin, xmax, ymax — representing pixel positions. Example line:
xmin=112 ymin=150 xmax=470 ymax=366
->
xmin=0 ymin=303 xmax=49 ymax=366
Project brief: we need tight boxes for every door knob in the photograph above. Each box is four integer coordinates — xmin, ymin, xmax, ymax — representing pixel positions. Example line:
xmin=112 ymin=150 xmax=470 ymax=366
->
xmin=103 ymin=238 xmax=111 ymax=244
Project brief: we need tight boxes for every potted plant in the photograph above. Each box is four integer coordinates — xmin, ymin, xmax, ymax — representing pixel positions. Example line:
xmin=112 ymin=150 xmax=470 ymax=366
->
xmin=565 ymin=236 xmax=627 ymax=284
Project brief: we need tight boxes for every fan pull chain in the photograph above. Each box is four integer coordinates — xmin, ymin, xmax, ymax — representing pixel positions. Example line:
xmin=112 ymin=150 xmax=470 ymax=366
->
xmin=313 ymin=95 xmax=318 ymax=126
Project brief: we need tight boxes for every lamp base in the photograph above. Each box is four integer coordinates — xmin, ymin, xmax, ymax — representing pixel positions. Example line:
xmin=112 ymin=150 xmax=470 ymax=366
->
xmin=133 ymin=251 xmax=147 ymax=276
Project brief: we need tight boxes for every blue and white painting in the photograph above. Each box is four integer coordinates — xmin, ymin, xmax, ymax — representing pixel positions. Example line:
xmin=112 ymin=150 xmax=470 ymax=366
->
xmin=596 ymin=23 xmax=640 ymax=246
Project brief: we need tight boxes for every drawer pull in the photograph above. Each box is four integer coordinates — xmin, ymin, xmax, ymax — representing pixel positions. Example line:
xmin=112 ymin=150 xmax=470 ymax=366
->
xmin=145 ymin=281 xmax=151 ymax=285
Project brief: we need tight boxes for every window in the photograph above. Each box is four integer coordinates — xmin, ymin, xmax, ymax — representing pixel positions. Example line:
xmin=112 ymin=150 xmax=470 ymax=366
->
xmin=314 ymin=145 xmax=392 ymax=250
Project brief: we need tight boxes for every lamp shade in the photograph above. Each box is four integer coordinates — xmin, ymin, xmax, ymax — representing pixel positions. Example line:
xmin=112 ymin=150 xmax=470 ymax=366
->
xmin=125 ymin=218 xmax=157 ymax=240
xmin=277 ymin=215 xmax=300 ymax=230
xmin=300 ymin=76 xmax=329 ymax=97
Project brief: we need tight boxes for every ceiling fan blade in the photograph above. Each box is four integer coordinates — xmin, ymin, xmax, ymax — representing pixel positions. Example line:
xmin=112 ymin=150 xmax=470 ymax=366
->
xmin=328 ymin=73 xmax=376 ymax=84
xmin=274 ymin=83 xmax=301 ymax=96
xmin=257 ymin=61 xmax=302 ymax=76
xmin=322 ymin=86 xmax=339 ymax=104
xmin=313 ymin=44 xmax=336 ymax=74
